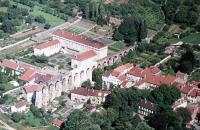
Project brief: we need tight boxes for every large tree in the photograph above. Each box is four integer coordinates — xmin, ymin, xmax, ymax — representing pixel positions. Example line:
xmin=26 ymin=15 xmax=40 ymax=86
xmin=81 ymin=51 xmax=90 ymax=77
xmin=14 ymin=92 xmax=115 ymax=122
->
xmin=116 ymin=16 xmax=147 ymax=45
xmin=148 ymin=84 xmax=181 ymax=106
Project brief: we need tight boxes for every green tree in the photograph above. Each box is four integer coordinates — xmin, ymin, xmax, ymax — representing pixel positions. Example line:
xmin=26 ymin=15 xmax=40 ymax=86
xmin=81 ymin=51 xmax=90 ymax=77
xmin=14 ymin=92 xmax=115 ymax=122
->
xmin=11 ymin=112 xmax=24 ymax=123
xmin=176 ymin=107 xmax=192 ymax=126
xmin=148 ymin=84 xmax=181 ymax=106
xmin=1 ymin=20 xmax=17 ymax=34
xmin=135 ymin=122 xmax=154 ymax=130
xmin=60 ymin=109 xmax=96 ymax=130
xmin=35 ymin=15 xmax=46 ymax=23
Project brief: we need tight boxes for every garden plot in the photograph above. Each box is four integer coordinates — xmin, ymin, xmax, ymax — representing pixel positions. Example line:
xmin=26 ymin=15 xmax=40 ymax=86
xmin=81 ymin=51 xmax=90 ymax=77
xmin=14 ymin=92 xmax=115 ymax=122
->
xmin=74 ymin=20 xmax=96 ymax=30
xmin=49 ymin=54 xmax=72 ymax=70
xmin=81 ymin=31 xmax=100 ymax=39
xmin=96 ymin=37 xmax=115 ymax=45
xmin=66 ymin=25 xmax=87 ymax=34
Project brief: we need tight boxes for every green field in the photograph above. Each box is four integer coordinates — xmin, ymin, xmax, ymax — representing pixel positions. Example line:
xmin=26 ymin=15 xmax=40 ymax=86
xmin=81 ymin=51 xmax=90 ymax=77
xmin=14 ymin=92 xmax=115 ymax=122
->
xmin=135 ymin=4 xmax=164 ymax=30
xmin=66 ymin=25 xmax=87 ymax=34
xmin=109 ymin=42 xmax=127 ymax=52
xmin=181 ymin=33 xmax=200 ymax=44
xmin=10 ymin=1 xmax=65 ymax=27
xmin=31 ymin=6 xmax=65 ymax=27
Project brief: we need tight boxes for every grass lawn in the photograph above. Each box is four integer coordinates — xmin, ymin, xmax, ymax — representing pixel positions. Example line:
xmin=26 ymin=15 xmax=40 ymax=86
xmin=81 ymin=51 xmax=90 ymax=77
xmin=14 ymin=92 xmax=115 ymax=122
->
xmin=3 ymin=82 xmax=15 ymax=91
xmin=181 ymin=33 xmax=200 ymax=44
xmin=4 ymin=96 xmax=17 ymax=105
xmin=24 ymin=111 xmax=43 ymax=127
xmin=31 ymin=6 xmax=65 ymax=27
xmin=157 ymin=36 xmax=179 ymax=45
xmin=109 ymin=42 xmax=126 ymax=51
xmin=135 ymin=3 xmax=164 ymax=30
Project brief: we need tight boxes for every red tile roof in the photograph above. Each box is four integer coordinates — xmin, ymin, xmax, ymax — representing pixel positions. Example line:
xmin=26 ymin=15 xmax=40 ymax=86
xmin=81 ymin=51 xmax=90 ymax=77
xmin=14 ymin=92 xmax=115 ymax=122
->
xmin=128 ymin=67 xmax=143 ymax=77
xmin=1 ymin=59 xmax=18 ymax=70
xmin=15 ymin=101 xmax=26 ymax=109
xmin=53 ymin=30 xmax=105 ymax=49
xmin=1 ymin=59 xmax=32 ymax=71
xmin=35 ymin=39 xmax=60 ymax=50
xmin=111 ymin=63 xmax=133 ymax=77
xmin=160 ymin=75 xmax=176 ymax=85
xmin=149 ymin=66 xmax=161 ymax=74
xmin=73 ymin=50 xmax=97 ymax=61
xmin=117 ymin=75 xmax=127 ymax=82
xmin=53 ymin=118 xmax=63 ymax=128
xmin=19 ymin=68 xmax=36 ymax=81
xmin=188 ymin=88 xmax=200 ymax=97
xmin=180 ymin=84 xmax=194 ymax=94
xmin=71 ymin=87 xmax=111 ymax=97
xmin=24 ymin=85 xmax=38 ymax=93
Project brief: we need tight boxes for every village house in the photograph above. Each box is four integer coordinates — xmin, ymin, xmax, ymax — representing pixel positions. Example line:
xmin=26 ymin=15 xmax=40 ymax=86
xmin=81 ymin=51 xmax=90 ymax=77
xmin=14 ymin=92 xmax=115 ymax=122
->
xmin=34 ymin=39 xmax=62 ymax=57
xmin=138 ymin=99 xmax=157 ymax=117
xmin=175 ymin=71 xmax=188 ymax=84
xmin=102 ymin=63 xmax=134 ymax=89
xmin=0 ymin=59 xmax=30 ymax=77
xmin=53 ymin=118 xmax=64 ymax=128
xmin=11 ymin=101 xmax=27 ymax=113
xmin=52 ymin=30 xmax=108 ymax=60
xmin=24 ymin=85 xmax=38 ymax=103
xmin=70 ymin=87 xmax=111 ymax=105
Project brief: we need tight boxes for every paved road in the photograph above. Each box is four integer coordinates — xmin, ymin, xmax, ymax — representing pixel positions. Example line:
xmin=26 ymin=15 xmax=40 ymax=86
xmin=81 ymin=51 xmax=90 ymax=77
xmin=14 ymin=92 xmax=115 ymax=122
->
xmin=0 ymin=120 xmax=16 ymax=130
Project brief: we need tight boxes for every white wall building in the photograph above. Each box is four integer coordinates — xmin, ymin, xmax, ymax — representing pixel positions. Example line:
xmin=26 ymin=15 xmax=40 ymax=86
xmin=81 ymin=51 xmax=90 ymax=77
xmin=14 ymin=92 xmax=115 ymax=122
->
xmin=24 ymin=85 xmax=38 ymax=103
xmin=70 ymin=87 xmax=111 ymax=105
xmin=11 ymin=102 xmax=27 ymax=113
xmin=52 ymin=30 xmax=108 ymax=60
xmin=34 ymin=39 xmax=61 ymax=57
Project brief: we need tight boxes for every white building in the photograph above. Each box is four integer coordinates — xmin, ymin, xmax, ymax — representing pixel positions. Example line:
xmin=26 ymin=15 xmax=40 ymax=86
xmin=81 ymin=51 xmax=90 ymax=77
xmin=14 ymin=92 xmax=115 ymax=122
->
xmin=70 ymin=87 xmax=111 ymax=105
xmin=34 ymin=39 xmax=61 ymax=57
xmin=102 ymin=63 xmax=134 ymax=89
xmin=11 ymin=101 xmax=27 ymax=113
xmin=52 ymin=30 xmax=108 ymax=60
xmin=24 ymin=85 xmax=38 ymax=103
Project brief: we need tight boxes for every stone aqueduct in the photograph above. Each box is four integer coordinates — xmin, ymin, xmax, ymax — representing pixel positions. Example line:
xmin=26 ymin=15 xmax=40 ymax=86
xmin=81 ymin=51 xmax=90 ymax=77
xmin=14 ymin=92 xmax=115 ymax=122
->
xmin=35 ymin=46 xmax=135 ymax=107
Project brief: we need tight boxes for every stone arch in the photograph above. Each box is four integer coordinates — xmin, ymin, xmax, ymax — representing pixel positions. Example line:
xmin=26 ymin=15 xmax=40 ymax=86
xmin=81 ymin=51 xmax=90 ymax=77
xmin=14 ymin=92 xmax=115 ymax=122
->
xmin=80 ymin=70 xmax=85 ymax=82
xmin=86 ymin=68 xmax=91 ymax=79
xmin=55 ymin=81 xmax=60 ymax=91
xmin=92 ymin=66 xmax=96 ymax=70
xmin=68 ymin=75 xmax=72 ymax=85
xmin=97 ymin=64 xmax=101 ymax=68
xmin=74 ymin=73 xmax=79 ymax=82
xmin=103 ymin=61 xmax=107 ymax=66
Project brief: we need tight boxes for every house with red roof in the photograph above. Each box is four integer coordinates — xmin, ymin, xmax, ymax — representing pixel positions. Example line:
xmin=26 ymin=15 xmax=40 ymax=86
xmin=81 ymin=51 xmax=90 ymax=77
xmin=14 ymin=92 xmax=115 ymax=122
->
xmin=19 ymin=68 xmax=37 ymax=83
xmin=187 ymin=88 xmax=200 ymax=104
xmin=53 ymin=118 xmax=63 ymax=128
xmin=11 ymin=101 xmax=27 ymax=113
xmin=135 ymin=75 xmax=176 ymax=89
xmin=0 ymin=59 xmax=25 ymax=76
xmin=70 ymin=87 xmax=111 ymax=105
xmin=34 ymin=39 xmax=61 ymax=57
xmin=71 ymin=50 xmax=97 ymax=69
xmin=24 ymin=85 xmax=38 ymax=103
xmin=102 ymin=63 xmax=134 ymax=89
xmin=175 ymin=71 xmax=188 ymax=84
xmin=52 ymin=30 xmax=108 ymax=60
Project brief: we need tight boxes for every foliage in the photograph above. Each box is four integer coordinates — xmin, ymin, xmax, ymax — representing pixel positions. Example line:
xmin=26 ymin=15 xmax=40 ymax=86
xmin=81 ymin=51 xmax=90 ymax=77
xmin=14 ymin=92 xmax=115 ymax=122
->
xmin=135 ymin=122 xmax=154 ymax=130
xmin=11 ymin=112 xmax=25 ymax=123
xmin=92 ymin=68 xmax=103 ymax=89
xmin=176 ymin=107 xmax=192 ymax=126
xmin=82 ymin=80 xmax=92 ymax=89
xmin=60 ymin=109 xmax=100 ymax=130
xmin=148 ymin=84 xmax=181 ymax=107
xmin=35 ymin=15 xmax=46 ymax=23
xmin=116 ymin=16 xmax=147 ymax=45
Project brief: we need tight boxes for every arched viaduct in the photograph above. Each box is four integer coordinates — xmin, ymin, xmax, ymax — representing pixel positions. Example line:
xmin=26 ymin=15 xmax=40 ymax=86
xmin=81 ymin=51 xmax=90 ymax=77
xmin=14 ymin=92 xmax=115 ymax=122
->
xmin=97 ymin=46 xmax=135 ymax=68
